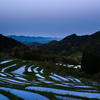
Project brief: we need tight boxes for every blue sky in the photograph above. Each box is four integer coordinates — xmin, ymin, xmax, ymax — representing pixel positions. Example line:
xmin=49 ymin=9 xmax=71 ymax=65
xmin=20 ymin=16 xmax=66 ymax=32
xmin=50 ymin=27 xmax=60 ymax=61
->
xmin=0 ymin=0 xmax=100 ymax=38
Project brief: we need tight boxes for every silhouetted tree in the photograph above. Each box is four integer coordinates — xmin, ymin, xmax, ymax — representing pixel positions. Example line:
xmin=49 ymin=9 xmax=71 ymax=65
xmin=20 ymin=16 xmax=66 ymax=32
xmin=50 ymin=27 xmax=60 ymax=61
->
xmin=0 ymin=54 xmax=1 ymax=62
xmin=81 ymin=50 xmax=100 ymax=75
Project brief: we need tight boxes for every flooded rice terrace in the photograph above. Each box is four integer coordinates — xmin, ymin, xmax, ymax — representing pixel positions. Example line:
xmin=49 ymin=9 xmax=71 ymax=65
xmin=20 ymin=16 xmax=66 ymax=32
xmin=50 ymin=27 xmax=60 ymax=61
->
xmin=0 ymin=59 xmax=100 ymax=100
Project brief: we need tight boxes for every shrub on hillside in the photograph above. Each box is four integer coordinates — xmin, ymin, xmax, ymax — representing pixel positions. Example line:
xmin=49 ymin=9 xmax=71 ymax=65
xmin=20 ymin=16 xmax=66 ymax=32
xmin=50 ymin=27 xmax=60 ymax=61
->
xmin=93 ymin=72 xmax=100 ymax=83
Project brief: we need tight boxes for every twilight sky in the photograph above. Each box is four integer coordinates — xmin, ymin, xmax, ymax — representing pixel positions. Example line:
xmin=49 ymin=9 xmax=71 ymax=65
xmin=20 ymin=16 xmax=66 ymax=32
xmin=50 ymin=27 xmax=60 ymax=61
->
xmin=0 ymin=0 xmax=100 ymax=38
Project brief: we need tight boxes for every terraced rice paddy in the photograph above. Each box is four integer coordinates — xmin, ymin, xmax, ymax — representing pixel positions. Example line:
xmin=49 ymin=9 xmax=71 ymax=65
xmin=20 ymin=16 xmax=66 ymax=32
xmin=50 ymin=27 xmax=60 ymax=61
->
xmin=0 ymin=59 xmax=100 ymax=100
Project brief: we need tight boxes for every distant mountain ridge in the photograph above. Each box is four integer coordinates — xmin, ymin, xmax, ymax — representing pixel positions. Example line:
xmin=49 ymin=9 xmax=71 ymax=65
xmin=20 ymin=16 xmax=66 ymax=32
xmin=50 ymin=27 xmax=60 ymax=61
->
xmin=4 ymin=31 xmax=100 ymax=55
xmin=7 ymin=35 xmax=62 ymax=44
xmin=60 ymin=31 xmax=100 ymax=45
xmin=59 ymin=34 xmax=90 ymax=45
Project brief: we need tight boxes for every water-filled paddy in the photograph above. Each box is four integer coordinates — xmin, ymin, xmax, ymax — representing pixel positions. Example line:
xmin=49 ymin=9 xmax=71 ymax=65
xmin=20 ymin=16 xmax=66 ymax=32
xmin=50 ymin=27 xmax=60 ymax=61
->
xmin=0 ymin=87 xmax=50 ymax=100
xmin=0 ymin=59 xmax=100 ymax=100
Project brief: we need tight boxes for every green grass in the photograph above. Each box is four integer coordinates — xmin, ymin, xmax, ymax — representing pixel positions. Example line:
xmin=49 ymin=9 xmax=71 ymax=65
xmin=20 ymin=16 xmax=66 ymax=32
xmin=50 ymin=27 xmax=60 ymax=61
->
xmin=5 ymin=60 xmax=30 ymax=72
xmin=32 ymin=61 xmax=87 ymax=79
xmin=0 ymin=52 xmax=14 ymax=61
xmin=0 ymin=52 xmax=100 ymax=100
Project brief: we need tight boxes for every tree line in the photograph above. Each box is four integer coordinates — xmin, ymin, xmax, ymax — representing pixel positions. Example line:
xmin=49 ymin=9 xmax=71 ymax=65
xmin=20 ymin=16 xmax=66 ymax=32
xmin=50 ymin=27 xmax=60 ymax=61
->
xmin=81 ymin=50 xmax=100 ymax=75
xmin=11 ymin=46 xmax=79 ymax=65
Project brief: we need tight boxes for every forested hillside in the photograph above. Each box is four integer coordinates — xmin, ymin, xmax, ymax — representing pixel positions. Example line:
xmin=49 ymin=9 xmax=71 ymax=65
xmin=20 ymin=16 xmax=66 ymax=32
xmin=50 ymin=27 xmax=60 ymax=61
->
xmin=28 ymin=42 xmax=41 ymax=49
xmin=79 ymin=33 xmax=100 ymax=54
xmin=38 ymin=31 xmax=100 ymax=55
xmin=0 ymin=34 xmax=30 ymax=52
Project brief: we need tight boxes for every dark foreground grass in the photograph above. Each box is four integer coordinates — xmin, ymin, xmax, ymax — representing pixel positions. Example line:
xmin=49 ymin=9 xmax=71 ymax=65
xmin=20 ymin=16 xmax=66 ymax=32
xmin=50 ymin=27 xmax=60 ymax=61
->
xmin=0 ymin=89 xmax=24 ymax=100
xmin=26 ymin=88 xmax=100 ymax=100
xmin=25 ymin=89 xmax=61 ymax=100
xmin=55 ymin=94 xmax=100 ymax=100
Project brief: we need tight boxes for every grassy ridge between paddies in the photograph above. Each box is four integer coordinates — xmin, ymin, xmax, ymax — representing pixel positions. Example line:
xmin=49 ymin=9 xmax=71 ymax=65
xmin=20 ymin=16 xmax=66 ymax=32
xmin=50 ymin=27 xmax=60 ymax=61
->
xmin=0 ymin=59 xmax=21 ymax=71
xmin=32 ymin=61 xmax=85 ymax=78
xmin=22 ymin=61 xmax=100 ymax=93
xmin=4 ymin=60 xmax=30 ymax=73
xmin=23 ymin=60 xmax=100 ymax=91
xmin=0 ymin=89 xmax=24 ymax=100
